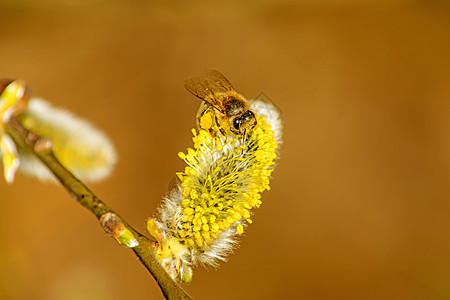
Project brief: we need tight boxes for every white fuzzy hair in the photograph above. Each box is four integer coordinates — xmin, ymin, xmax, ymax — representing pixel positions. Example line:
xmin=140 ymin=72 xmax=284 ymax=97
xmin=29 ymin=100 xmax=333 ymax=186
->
xmin=250 ymin=100 xmax=283 ymax=147
xmin=17 ymin=98 xmax=117 ymax=182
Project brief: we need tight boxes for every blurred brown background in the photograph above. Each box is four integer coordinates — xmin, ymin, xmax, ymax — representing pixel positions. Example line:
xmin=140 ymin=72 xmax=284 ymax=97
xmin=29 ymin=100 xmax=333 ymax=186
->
xmin=1 ymin=0 xmax=450 ymax=299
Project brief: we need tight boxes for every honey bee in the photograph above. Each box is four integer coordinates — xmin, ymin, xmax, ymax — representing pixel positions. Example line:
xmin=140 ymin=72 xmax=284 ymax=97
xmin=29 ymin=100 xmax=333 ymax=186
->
xmin=184 ymin=70 xmax=257 ymax=136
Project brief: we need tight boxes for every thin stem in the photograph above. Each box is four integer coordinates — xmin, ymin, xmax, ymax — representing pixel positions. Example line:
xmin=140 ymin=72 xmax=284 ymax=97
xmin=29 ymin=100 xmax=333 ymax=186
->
xmin=5 ymin=117 xmax=192 ymax=300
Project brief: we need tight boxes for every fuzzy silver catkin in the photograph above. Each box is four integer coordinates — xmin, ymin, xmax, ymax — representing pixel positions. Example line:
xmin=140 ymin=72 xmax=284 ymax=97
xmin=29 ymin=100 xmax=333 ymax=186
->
xmin=149 ymin=99 xmax=282 ymax=282
xmin=16 ymin=98 xmax=117 ymax=182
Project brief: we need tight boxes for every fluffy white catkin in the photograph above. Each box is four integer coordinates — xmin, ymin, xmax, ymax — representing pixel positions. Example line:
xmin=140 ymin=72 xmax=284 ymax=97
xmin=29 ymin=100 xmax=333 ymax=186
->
xmin=147 ymin=99 xmax=282 ymax=283
xmin=16 ymin=98 xmax=117 ymax=182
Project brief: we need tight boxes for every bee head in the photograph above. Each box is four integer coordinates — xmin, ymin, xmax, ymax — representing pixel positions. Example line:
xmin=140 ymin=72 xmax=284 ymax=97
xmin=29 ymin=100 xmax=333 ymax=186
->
xmin=231 ymin=110 xmax=257 ymax=135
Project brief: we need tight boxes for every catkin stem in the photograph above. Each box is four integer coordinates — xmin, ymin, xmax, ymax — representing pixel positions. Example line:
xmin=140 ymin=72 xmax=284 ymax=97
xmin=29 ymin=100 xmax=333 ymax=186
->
xmin=5 ymin=117 xmax=192 ymax=300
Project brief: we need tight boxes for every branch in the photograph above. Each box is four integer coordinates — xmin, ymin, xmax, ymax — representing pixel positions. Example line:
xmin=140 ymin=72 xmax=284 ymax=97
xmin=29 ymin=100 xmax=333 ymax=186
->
xmin=5 ymin=117 xmax=193 ymax=300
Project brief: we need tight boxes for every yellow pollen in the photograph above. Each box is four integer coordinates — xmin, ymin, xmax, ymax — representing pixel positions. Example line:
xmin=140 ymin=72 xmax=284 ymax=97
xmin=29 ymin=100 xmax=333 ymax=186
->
xmin=178 ymin=152 xmax=186 ymax=160
xmin=237 ymin=224 xmax=244 ymax=234
xmin=199 ymin=113 xmax=213 ymax=130
xmin=190 ymin=189 xmax=198 ymax=199
xmin=211 ymin=223 xmax=220 ymax=232
xmin=181 ymin=199 xmax=190 ymax=207
xmin=184 ymin=207 xmax=195 ymax=215
xmin=202 ymin=231 xmax=210 ymax=240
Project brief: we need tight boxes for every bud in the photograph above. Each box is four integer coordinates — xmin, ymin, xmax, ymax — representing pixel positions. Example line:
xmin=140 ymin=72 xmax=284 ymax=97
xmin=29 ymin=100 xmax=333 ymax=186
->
xmin=101 ymin=213 xmax=139 ymax=248
xmin=0 ymin=80 xmax=30 ymax=183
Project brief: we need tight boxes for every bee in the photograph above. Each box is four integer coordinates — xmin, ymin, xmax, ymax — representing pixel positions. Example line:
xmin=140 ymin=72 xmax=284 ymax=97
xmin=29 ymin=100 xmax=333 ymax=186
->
xmin=184 ymin=70 xmax=257 ymax=136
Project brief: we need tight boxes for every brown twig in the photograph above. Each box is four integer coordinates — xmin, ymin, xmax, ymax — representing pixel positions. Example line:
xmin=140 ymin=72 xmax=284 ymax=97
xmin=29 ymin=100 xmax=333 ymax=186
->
xmin=5 ymin=117 xmax=193 ymax=300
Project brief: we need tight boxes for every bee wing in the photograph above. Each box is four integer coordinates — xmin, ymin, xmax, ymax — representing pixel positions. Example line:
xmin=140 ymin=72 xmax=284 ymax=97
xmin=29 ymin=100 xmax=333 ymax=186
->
xmin=184 ymin=70 xmax=235 ymax=114
xmin=204 ymin=69 xmax=235 ymax=92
